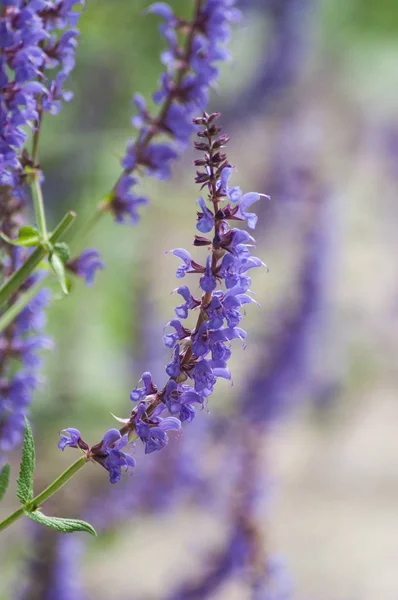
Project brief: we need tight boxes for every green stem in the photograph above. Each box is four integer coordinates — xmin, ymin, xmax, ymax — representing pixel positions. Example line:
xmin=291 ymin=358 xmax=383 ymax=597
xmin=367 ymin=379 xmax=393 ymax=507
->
xmin=0 ymin=277 xmax=47 ymax=334
xmin=0 ymin=211 xmax=76 ymax=308
xmin=68 ymin=204 xmax=104 ymax=247
xmin=31 ymin=175 xmax=49 ymax=245
xmin=0 ymin=456 xmax=87 ymax=533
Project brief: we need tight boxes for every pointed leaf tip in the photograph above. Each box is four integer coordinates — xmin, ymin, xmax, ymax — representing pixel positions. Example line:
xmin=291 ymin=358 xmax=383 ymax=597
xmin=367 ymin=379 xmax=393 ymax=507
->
xmin=0 ymin=464 xmax=11 ymax=502
xmin=17 ymin=418 xmax=35 ymax=505
xmin=25 ymin=510 xmax=97 ymax=536
xmin=49 ymin=252 xmax=69 ymax=295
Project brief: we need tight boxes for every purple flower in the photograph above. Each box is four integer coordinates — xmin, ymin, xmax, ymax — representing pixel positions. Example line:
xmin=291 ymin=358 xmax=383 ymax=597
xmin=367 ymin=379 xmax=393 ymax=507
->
xmin=219 ymin=253 xmax=267 ymax=292
xmin=58 ymin=428 xmax=81 ymax=451
xmin=110 ymin=175 xmax=148 ymax=223
xmin=67 ymin=248 xmax=104 ymax=287
xmin=0 ymin=0 xmax=83 ymax=187
xmin=171 ymin=248 xmax=194 ymax=278
xmin=134 ymin=403 xmax=182 ymax=454
xmin=196 ymin=196 xmax=214 ymax=233
xmin=220 ymin=228 xmax=255 ymax=257
xmin=165 ymin=345 xmax=181 ymax=378
xmin=200 ymin=256 xmax=216 ymax=292
xmin=219 ymin=164 xmax=233 ymax=194
xmin=130 ymin=371 xmax=157 ymax=402
xmin=0 ymin=241 xmax=52 ymax=457
xmin=174 ymin=285 xmax=200 ymax=319
xmin=112 ymin=0 xmax=240 ymax=226
xmin=235 ymin=192 xmax=269 ymax=229
xmin=58 ymin=115 xmax=267 ymax=485
xmin=163 ymin=380 xmax=203 ymax=423
xmin=92 ymin=429 xmax=135 ymax=484
xmin=191 ymin=359 xmax=217 ymax=397
xmin=192 ymin=322 xmax=210 ymax=357
xmin=162 ymin=318 xmax=190 ymax=348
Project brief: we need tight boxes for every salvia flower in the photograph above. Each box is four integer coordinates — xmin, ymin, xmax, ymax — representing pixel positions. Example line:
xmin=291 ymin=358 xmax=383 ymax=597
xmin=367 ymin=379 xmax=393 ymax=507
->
xmin=0 ymin=194 xmax=52 ymax=457
xmin=66 ymin=248 xmax=104 ymax=287
xmin=58 ymin=427 xmax=82 ymax=450
xmin=107 ymin=0 xmax=240 ymax=224
xmin=59 ymin=113 xmax=268 ymax=483
xmin=0 ymin=0 xmax=84 ymax=189
xmin=90 ymin=429 xmax=135 ymax=484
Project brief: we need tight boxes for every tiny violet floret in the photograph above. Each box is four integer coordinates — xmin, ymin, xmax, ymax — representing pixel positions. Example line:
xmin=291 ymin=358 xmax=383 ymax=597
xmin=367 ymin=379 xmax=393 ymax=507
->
xmin=130 ymin=371 xmax=157 ymax=402
xmin=58 ymin=428 xmax=82 ymax=451
xmin=91 ymin=429 xmax=135 ymax=484
xmin=67 ymin=249 xmax=104 ymax=287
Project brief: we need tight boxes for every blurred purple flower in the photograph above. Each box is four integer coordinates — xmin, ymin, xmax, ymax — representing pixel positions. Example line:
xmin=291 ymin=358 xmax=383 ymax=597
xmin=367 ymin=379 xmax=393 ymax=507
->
xmin=67 ymin=248 xmax=104 ymax=287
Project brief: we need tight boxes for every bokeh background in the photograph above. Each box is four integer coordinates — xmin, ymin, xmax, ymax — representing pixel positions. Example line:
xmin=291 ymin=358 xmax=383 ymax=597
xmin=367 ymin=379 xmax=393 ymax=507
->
xmin=2 ymin=0 xmax=398 ymax=598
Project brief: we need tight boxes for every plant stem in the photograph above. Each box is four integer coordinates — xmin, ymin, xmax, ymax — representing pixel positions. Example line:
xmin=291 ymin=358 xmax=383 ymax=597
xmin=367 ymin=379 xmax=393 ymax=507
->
xmin=0 ymin=278 xmax=47 ymax=334
xmin=0 ymin=211 xmax=76 ymax=308
xmin=31 ymin=174 xmax=49 ymax=244
xmin=0 ymin=456 xmax=87 ymax=533
xmin=68 ymin=204 xmax=105 ymax=247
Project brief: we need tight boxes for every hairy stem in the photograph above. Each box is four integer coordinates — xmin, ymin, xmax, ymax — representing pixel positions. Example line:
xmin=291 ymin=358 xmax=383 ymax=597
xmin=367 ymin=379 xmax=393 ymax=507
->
xmin=0 ymin=456 xmax=87 ymax=533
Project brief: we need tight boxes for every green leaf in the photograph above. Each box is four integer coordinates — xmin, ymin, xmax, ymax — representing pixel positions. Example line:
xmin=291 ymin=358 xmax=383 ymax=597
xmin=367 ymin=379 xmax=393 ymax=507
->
xmin=25 ymin=510 xmax=97 ymax=536
xmin=0 ymin=464 xmax=10 ymax=502
xmin=17 ymin=418 xmax=35 ymax=505
xmin=54 ymin=242 xmax=71 ymax=264
xmin=0 ymin=225 xmax=40 ymax=247
xmin=49 ymin=251 xmax=69 ymax=295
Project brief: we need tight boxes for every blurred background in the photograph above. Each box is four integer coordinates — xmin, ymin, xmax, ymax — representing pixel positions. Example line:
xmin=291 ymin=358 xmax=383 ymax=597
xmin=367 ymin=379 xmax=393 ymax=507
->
xmin=2 ymin=0 xmax=398 ymax=598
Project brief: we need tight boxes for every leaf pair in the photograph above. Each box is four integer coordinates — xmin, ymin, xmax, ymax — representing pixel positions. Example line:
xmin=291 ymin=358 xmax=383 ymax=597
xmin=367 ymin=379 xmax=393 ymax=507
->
xmin=0 ymin=225 xmax=71 ymax=295
xmin=0 ymin=419 xmax=96 ymax=536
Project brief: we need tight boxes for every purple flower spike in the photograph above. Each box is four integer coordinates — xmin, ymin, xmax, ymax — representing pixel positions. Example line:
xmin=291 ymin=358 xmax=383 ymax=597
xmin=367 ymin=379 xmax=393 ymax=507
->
xmin=0 ymin=0 xmax=84 ymax=188
xmin=61 ymin=114 xmax=269 ymax=484
xmin=67 ymin=248 xmax=104 ymax=287
xmin=110 ymin=0 xmax=241 ymax=227
xmin=58 ymin=428 xmax=81 ymax=451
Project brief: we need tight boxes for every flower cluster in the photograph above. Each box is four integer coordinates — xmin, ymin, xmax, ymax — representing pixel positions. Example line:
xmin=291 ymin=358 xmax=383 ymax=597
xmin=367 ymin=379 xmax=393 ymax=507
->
xmin=59 ymin=112 xmax=268 ymax=483
xmin=15 ymin=525 xmax=84 ymax=600
xmin=107 ymin=0 xmax=241 ymax=224
xmin=0 ymin=190 xmax=52 ymax=458
xmin=0 ymin=0 xmax=84 ymax=193
xmin=243 ymin=184 xmax=330 ymax=425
